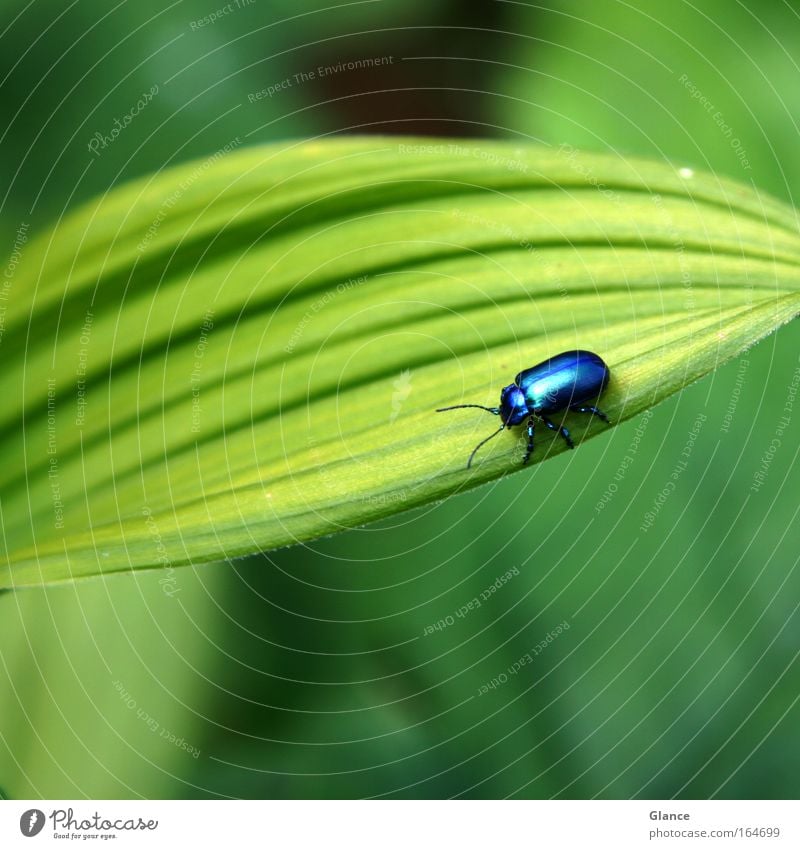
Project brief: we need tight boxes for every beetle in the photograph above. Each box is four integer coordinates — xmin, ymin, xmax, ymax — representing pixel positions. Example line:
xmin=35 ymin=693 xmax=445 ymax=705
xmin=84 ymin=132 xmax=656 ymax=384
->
xmin=436 ymin=349 xmax=611 ymax=468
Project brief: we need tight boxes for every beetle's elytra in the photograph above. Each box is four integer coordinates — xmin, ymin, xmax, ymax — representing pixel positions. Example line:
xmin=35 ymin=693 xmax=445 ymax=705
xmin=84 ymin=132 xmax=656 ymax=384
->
xmin=437 ymin=350 xmax=611 ymax=469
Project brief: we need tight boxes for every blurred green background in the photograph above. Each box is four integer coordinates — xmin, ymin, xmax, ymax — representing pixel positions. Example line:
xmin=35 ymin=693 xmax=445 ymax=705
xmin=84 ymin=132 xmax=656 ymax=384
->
xmin=1 ymin=0 xmax=799 ymax=799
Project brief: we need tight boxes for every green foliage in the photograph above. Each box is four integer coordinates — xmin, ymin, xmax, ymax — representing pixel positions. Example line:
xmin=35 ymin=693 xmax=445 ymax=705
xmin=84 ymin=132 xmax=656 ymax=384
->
xmin=3 ymin=0 xmax=800 ymax=802
xmin=3 ymin=138 xmax=798 ymax=587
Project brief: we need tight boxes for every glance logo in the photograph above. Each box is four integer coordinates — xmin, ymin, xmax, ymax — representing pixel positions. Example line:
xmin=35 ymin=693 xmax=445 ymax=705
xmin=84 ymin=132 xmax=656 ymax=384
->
xmin=19 ymin=809 xmax=46 ymax=837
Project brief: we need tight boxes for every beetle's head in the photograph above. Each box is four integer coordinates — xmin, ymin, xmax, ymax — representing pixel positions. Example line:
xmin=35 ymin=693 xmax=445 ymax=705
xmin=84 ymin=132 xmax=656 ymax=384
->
xmin=499 ymin=384 xmax=528 ymax=426
xmin=435 ymin=385 xmax=527 ymax=469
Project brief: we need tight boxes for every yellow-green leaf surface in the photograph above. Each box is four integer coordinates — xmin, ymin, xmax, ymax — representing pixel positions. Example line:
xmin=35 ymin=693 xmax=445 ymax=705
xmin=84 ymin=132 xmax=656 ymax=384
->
xmin=2 ymin=136 xmax=800 ymax=588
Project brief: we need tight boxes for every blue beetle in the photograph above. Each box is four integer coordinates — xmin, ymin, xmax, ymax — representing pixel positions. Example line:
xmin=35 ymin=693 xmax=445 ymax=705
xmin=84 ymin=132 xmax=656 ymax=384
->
xmin=437 ymin=350 xmax=611 ymax=468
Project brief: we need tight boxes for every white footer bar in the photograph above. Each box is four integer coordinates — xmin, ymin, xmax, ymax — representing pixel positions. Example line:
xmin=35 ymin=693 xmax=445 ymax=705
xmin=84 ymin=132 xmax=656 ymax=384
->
xmin=2 ymin=799 xmax=797 ymax=847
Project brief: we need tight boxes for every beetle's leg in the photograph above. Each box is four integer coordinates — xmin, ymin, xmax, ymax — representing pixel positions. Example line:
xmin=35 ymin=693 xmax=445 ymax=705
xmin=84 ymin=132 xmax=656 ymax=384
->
xmin=571 ymin=404 xmax=610 ymax=423
xmin=522 ymin=416 xmax=536 ymax=465
xmin=540 ymin=415 xmax=574 ymax=449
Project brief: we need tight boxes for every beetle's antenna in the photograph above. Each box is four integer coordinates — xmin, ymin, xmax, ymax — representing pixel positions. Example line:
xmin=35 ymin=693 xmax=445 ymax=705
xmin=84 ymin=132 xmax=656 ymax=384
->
xmin=436 ymin=404 xmax=500 ymax=415
xmin=467 ymin=425 xmax=505 ymax=469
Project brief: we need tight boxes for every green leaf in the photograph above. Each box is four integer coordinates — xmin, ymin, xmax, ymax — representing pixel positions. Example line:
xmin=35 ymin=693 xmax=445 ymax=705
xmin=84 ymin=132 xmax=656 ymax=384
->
xmin=2 ymin=136 xmax=799 ymax=588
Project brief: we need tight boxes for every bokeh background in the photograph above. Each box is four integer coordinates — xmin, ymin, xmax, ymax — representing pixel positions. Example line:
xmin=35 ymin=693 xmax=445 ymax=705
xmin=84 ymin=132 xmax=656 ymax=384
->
xmin=1 ymin=0 xmax=799 ymax=799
